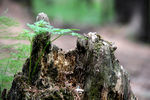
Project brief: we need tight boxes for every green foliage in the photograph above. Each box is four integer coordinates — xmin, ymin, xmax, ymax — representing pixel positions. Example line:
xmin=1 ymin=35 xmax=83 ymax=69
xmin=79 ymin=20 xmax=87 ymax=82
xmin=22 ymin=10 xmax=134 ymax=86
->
xmin=0 ymin=16 xmax=18 ymax=29
xmin=0 ymin=16 xmax=19 ymax=38
xmin=32 ymin=0 xmax=114 ymax=25
xmin=0 ymin=16 xmax=27 ymax=99
xmin=0 ymin=44 xmax=30 ymax=97
xmin=21 ymin=20 xmax=85 ymax=42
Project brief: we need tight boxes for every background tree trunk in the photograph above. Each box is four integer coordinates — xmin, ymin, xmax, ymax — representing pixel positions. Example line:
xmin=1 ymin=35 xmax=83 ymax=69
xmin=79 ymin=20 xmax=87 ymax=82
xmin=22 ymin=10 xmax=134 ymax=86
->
xmin=4 ymin=13 xmax=137 ymax=100
xmin=12 ymin=0 xmax=32 ymax=7
xmin=138 ymin=0 xmax=150 ymax=43
xmin=115 ymin=0 xmax=150 ymax=43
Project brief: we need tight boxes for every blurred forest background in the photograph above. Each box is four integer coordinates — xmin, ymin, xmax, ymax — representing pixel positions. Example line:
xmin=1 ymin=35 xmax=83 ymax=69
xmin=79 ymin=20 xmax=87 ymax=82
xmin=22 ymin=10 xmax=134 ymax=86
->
xmin=0 ymin=0 xmax=149 ymax=100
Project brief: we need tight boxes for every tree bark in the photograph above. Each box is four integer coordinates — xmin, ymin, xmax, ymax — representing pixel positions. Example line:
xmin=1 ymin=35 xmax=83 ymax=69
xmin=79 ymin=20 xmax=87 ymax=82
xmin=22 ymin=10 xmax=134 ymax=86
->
xmin=5 ymin=13 xmax=137 ymax=100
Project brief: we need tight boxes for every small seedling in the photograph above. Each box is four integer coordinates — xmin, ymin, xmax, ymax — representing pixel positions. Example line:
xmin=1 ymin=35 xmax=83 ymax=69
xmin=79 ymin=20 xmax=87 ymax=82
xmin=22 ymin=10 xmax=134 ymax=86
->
xmin=20 ymin=20 xmax=87 ymax=82
xmin=0 ymin=16 xmax=20 ymax=99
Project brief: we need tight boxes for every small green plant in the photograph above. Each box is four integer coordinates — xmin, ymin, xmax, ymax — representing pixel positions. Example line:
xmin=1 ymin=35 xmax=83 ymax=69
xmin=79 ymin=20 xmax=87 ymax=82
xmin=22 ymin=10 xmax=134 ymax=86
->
xmin=0 ymin=44 xmax=30 ymax=100
xmin=0 ymin=16 xmax=18 ymax=31
xmin=20 ymin=20 xmax=86 ymax=82
xmin=0 ymin=16 xmax=20 ymax=99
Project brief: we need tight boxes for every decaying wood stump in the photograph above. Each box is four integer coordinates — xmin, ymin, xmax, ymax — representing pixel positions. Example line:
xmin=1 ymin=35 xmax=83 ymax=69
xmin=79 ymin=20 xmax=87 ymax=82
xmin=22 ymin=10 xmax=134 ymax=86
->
xmin=5 ymin=13 xmax=137 ymax=100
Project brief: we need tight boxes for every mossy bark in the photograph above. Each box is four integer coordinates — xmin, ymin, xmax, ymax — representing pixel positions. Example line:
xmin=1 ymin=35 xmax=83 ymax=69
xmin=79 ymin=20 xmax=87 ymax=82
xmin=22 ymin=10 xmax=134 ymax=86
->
xmin=5 ymin=13 xmax=137 ymax=100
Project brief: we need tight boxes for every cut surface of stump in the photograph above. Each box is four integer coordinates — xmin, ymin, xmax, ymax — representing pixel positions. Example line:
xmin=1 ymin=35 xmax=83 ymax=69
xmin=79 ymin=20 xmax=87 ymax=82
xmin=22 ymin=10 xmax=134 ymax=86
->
xmin=5 ymin=13 xmax=137 ymax=100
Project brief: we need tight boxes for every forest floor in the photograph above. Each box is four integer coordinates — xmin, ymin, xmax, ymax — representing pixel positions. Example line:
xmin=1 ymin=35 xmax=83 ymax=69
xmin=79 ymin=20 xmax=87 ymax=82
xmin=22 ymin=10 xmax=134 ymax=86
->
xmin=0 ymin=0 xmax=150 ymax=100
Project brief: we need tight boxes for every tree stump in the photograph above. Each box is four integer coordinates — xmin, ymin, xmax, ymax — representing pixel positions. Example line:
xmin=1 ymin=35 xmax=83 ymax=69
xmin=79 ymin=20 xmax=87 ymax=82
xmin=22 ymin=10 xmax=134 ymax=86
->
xmin=5 ymin=13 xmax=137 ymax=100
